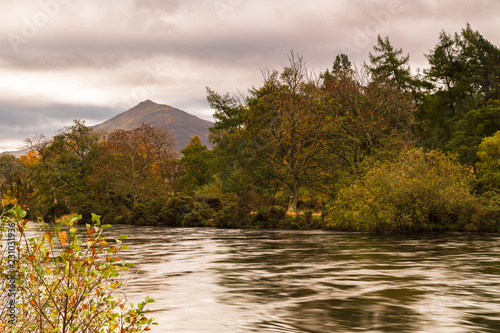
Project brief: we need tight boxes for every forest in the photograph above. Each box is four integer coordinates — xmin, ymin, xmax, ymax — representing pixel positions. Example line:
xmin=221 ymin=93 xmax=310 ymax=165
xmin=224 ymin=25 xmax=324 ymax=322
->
xmin=1 ymin=24 xmax=500 ymax=232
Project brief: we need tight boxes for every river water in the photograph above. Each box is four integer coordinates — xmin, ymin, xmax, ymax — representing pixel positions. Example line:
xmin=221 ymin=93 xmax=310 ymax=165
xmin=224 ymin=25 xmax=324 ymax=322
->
xmin=93 ymin=226 xmax=500 ymax=333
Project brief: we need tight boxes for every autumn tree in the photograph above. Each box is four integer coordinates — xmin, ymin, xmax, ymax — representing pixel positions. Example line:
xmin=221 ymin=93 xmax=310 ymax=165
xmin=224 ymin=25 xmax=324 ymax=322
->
xmin=318 ymin=55 xmax=417 ymax=192
xmin=0 ymin=155 xmax=23 ymax=205
xmin=97 ymin=124 xmax=177 ymax=206
xmin=24 ymin=120 xmax=102 ymax=219
xmin=242 ymin=54 xmax=323 ymax=211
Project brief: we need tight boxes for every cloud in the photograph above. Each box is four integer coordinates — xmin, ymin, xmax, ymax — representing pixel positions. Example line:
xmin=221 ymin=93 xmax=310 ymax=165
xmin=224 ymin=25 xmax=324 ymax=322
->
xmin=0 ymin=100 xmax=119 ymax=151
xmin=2 ymin=0 xmax=500 ymax=151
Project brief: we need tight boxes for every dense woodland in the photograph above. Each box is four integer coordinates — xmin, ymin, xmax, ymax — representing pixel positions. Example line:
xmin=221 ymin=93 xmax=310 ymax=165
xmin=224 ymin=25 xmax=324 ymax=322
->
xmin=2 ymin=24 xmax=500 ymax=232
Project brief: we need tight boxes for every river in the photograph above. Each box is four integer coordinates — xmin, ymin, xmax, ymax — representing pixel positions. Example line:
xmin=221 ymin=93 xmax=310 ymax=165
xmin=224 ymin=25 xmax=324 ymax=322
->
xmin=88 ymin=226 xmax=500 ymax=333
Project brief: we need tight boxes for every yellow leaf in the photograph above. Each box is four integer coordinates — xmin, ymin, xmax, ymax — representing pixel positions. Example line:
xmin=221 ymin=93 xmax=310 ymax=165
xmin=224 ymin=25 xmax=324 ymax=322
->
xmin=59 ymin=231 xmax=67 ymax=247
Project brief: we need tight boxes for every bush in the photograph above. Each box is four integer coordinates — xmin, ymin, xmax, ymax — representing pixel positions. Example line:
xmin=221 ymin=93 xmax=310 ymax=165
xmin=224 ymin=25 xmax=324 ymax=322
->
xmin=325 ymin=148 xmax=477 ymax=232
xmin=159 ymin=196 xmax=193 ymax=226
xmin=42 ymin=202 xmax=70 ymax=223
xmin=461 ymin=191 xmax=500 ymax=232
xmin=476 ymin=131 xmax=500 ymax=192
xmin=130 ymin=203 xmax=154 ymax=225
xmin=252 ymin=206 xmax=286 ymax=229
xmin=0 ymin=207 xmax=157 ymax=332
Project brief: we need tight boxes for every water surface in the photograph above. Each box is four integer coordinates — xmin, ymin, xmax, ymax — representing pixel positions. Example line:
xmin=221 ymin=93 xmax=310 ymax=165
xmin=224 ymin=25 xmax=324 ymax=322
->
xmin=62 ymin=226 xmax=500 ymax=332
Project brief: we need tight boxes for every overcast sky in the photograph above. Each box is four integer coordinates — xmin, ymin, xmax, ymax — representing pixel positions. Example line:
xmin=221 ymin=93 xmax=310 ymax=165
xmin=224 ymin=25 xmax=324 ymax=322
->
xmin=1 ymin=0 xmax=500 ymax=152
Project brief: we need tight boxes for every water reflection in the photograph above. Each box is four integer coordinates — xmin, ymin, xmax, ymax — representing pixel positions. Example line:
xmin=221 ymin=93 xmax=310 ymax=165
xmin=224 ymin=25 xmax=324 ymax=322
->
xmin=31 ymin=225 xmax=500 ymax=333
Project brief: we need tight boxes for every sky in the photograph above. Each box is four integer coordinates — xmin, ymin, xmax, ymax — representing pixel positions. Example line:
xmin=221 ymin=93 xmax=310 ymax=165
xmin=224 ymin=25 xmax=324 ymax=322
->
xmin=1 ymin=0 xmax=500 ymax=152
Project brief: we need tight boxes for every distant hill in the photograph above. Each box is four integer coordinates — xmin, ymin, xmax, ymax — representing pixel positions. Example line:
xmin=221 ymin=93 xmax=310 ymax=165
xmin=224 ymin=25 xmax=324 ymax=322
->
xmin=0 ymin=147 xmax=30 ymax=158
xmin=94 ymin=100 xmax=213 ymax=151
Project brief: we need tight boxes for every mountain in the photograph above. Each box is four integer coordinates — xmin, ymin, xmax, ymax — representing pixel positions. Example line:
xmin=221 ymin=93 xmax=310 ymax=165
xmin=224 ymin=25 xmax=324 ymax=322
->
xmin=94 ymin=100 xmax=213 ymax=151
xmin=0 ymin=147 xmax=30 ymax=158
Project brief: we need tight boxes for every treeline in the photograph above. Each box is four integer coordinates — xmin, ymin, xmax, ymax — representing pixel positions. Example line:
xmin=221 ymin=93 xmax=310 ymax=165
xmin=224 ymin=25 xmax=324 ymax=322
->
xmin=2 ymin=24 xmax=500 ymax=231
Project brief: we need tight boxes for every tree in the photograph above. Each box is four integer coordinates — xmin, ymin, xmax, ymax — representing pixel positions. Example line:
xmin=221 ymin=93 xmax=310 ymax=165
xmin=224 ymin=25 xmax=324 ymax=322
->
xmin=459 ymin=24 xmax=500 ymax=102
xmin=207 ymin=53 xmax=418 ymax=208
xmin=242 ymin=54 xmax=323 ymax=211
xmin=97 ymin=124 xmax=176 ymax=206
xmin=421 ymin=24 xmax=500 ymax=148
xmin=180 ymin=136 xmax=213 ymax=191
xmin=323 ymin=54 xmax=354 ymax=81
xmin=448 ymin=100 xmax=500 ymax=167
xmin=366 ymin=35 xmax=413 ymax=92
xmin=206 ymin=87 xmax=248 ymax=192
xmin=49 ymin=120 xmax=102 ymax=200
xmin=366 ymin=35 xmax=432 ymax=102
xmin=0 ymin=155 xmax=22 ymax=205
xmin=318 ymin=56 xmax=417 ymax=192
xmin=24 ymin=120 xmax=102 ymax=219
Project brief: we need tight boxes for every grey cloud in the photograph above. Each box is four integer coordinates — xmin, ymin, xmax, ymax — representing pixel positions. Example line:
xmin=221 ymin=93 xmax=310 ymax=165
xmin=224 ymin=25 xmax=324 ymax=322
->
xmin=2 ymin=0 xmax=500 ymax=151
xmin=0 ymin=100 xmax=119 ymax=150
xmin=1 ymin=1 xmax=350 ymax=71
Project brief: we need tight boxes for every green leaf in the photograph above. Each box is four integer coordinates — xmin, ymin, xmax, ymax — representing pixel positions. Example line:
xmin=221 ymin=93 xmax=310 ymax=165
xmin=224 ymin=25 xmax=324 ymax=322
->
xmin=35 ymin=265 xmax=45 ymax=277
xmin=101 ymin=224 xmax=112 ymax=229
xmin=8 ymin=206 xmax=26 ymax=219
xmin=69 ymin=214 xmax=82 ymax=225
xmin=91 ymin=213 xmax=101 ymax=225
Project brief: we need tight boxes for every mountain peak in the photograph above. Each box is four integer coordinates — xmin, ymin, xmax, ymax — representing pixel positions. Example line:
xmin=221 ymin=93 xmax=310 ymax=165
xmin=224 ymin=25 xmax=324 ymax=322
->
xmin=138 ymin=99 xmax=157 ymax=106
xmin=95 ymin=101 xmax=213 ymax=151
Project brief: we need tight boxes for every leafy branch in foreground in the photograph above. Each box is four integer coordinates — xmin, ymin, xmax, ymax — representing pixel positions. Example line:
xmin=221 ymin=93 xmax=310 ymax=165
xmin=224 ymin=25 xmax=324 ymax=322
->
xmin=0 ymin=206 xmax=157 ymax=332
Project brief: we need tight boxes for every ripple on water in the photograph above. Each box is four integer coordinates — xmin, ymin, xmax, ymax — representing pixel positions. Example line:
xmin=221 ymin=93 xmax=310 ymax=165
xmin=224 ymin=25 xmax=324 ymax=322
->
xmin=23 ymin=225 xmax=500 ymax=333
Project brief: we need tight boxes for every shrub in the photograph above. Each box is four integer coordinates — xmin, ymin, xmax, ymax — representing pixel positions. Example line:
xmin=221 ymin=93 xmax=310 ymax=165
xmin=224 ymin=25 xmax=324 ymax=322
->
xmin=130 ymin=203 xmax=154 ymax=225
xmin=325 ymin=148 xmax=476 ymax=232
xmin=461 ymin=191 xmax=500 ymax=232
xmin=252 ymin=206 xmax=286 ymax=229
xmin=159 ymin=196 xmax=193 ymax=226
xmin=476 ymin=131 xmax=500 ymax=192
xmin=0 ymin=207 xmax=157 ymax=332
xmin=42 ymin=202 xmax=70 ymax=223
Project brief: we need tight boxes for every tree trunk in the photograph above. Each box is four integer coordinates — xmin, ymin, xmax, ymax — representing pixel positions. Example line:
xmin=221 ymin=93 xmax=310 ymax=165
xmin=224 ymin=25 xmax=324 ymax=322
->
xmin=287 ymin=185 xmax=298 ymax=212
